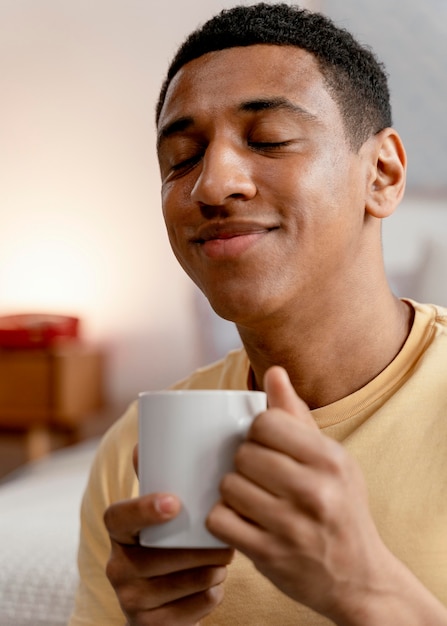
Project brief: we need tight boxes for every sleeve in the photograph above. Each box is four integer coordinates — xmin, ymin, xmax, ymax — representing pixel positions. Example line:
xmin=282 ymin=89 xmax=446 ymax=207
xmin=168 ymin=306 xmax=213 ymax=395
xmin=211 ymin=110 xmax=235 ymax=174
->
xmin=68 ymin=404 xmax=139 ymax=626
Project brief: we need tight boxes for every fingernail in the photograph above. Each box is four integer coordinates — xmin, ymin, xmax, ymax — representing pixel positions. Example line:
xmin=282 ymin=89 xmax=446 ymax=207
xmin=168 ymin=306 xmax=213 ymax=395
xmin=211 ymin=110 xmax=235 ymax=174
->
xmin=154 ymin=495 xmax=177 ymax=517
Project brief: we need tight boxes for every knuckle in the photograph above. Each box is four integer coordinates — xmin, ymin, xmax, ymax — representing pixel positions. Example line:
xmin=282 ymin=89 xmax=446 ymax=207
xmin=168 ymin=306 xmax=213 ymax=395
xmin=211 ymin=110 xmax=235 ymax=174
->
xmin=218 ymin=472 xmax=236 ymax=497
xmin=248 ymin=411 xmax=270 ymax=439
xmin=202 ymin=581 xmax=225 ymax=609
xmin=117 ymin=583 xmax=144 ymax=615
xmin=179 ymin=565 xmax=226 ymax=596
xmin=205 ymin=506 xmax=218 ymax=530
xmin=313 ymin=482 xmax=339 ymax=521
xmin=233 ymin=443 xmax=251 ymax=470
xmin=234 ymin=440 xmax=267 ymax=475
xmin=289 ymin=476 xmax=340 ymax=523
xmin=203 ymin=565 xmax=227 ymax=588
xmin=272 ymin=510 xmax=303 ymax=545
xmin=103 ymin=504 xmax=116 ymax=531
xmin=105 ymin=554 xmax=124 ymax=586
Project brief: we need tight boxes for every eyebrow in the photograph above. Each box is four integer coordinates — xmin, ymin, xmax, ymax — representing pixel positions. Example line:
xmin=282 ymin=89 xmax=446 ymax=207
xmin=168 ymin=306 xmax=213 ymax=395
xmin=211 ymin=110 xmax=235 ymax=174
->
xmin=157 ymin=96 xmax=318 ymax=149
xmin=238 ymin=96 xmax=318 ymax=122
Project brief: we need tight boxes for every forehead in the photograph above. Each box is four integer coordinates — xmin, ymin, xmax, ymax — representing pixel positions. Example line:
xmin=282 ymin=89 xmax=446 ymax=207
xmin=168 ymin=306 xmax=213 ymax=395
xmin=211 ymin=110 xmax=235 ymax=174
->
xmin=157 ymin=44 xmax=341 ymax=131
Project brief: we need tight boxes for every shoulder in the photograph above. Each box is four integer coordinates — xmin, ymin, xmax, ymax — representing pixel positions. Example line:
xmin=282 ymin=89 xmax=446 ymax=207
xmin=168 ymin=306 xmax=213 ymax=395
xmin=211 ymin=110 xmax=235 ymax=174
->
xmin=403 ymin=300 xmax=447 ymax=400
xmin=86 ymin=401 xmax=139 ymax=504
xmin=407 ymin=299 xmax=447 ymax=339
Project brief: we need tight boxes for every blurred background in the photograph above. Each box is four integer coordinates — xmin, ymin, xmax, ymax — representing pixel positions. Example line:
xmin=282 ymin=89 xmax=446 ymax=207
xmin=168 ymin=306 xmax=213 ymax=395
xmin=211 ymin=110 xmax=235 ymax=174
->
xmin=0 ymin=0 xmax=446 ymax=421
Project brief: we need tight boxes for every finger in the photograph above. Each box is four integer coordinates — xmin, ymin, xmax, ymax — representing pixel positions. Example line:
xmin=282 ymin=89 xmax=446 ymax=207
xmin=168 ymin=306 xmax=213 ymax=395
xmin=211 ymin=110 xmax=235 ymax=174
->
xmin=220 ymin=452 xmax=341 ymax=537
xmin=140 ymin=580 xmax=226 ymax=625
xmin=216 ymin=472 xmax=317 ymax=550
xmin=141 ymin=565 xmax=228 ymax=609
xmin=264 ymin=366 xmax=318 ymax=430
xmin=107 ymin=542 xmax=234 ymax=585
xmin=247 ymin=406 xmax=337 ymax=468
xmin=104 ymin=493 xmax=181 ymax=545
xmin=234 ymin=441 xmax=322 ymax=503
xmin=207 ymin=501 xmax=267 ymax=559
xmin=218 ymin=471 xmax=281 ymax=532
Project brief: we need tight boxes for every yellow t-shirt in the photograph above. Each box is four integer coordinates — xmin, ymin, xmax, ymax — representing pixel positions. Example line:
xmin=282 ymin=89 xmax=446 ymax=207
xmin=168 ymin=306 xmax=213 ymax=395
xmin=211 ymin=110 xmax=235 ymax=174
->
xmin=69 ymin=300 xmax=447 ymax=625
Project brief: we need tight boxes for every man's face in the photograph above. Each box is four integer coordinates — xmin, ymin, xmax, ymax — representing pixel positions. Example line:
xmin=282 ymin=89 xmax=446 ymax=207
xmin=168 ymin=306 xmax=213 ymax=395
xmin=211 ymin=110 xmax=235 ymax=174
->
xmin=157 ymin=45 xmax=373 ymax=327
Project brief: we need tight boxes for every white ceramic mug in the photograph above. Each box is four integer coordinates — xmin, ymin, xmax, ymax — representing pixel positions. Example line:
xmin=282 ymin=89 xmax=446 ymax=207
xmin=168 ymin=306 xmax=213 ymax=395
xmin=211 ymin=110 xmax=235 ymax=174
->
xmin=138 ymin=389 xmax=267 ymax=548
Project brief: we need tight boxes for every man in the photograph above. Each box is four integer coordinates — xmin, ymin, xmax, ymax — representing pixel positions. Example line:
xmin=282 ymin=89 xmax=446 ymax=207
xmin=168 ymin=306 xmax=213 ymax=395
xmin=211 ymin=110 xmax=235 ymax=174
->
xmin=69 ymin=3 xmax=447 ymax=625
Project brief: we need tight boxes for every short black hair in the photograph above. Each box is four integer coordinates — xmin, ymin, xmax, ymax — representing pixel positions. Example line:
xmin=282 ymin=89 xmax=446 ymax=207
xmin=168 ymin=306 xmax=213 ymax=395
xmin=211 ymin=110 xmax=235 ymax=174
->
xmin=156 ymin=2 xmax=392 ymax=151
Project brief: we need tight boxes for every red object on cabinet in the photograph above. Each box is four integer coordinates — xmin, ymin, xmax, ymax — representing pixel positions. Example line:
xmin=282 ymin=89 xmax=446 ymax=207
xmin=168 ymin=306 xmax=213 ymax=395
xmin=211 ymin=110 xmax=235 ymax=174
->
xmin=0 ymin=314 xmax=79 ymax=349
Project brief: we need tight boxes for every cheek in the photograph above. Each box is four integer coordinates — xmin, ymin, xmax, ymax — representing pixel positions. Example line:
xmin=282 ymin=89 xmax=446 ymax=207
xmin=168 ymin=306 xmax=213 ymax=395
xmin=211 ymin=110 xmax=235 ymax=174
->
xmin=161 ymin=185 xmax=201 ymax=279
xmin=161 ymin=181 xmax=177 ymax=223
xmin=161 ymin=178 xmax=196 ymax=224
xmin=161 ymin=197 xmax=184 ymax=254
xmin=161 ymin=189 xmax=184 ymax=259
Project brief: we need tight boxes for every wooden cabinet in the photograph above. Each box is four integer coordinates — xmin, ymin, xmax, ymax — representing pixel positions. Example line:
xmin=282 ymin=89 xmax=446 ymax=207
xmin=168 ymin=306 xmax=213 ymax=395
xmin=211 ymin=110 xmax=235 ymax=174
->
xmin=0 ymin=342 xmax=104 ymax=459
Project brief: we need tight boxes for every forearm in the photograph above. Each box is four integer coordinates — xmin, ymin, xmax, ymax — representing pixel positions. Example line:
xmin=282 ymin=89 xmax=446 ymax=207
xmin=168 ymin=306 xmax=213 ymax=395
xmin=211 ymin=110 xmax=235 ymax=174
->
xmin=329 ymin=558 xmax=447 ymax=626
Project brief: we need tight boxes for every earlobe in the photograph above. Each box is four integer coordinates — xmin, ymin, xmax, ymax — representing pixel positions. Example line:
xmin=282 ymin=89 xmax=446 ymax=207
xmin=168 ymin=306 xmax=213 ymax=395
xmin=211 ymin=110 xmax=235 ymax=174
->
xmin=365 ymin=128 xmax=407 ymax=219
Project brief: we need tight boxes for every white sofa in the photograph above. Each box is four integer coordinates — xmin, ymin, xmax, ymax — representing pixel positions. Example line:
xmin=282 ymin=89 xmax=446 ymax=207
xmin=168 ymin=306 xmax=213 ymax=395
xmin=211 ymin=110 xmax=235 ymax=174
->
xmin=0 ymin=439 xmax=98 ymax=626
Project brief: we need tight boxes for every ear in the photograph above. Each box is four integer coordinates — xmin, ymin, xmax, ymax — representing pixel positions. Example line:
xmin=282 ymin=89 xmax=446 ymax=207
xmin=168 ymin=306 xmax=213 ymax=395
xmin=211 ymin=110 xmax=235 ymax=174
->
xmin=365 ymin=128 xmax=407 ymax=219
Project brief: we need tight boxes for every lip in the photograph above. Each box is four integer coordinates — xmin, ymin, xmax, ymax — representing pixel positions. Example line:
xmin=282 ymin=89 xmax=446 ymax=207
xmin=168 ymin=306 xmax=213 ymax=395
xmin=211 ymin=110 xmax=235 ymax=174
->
xmin=192 ymin=220 xmax=278 ymax=260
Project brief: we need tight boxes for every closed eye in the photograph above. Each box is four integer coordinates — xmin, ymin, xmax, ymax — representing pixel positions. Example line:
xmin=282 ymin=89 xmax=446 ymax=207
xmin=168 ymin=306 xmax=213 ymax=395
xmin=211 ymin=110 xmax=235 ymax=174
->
xmin=171 ymin=153 xmax=203 ymax=172
xmin=249 ymin=140 xmax=293 ymax=150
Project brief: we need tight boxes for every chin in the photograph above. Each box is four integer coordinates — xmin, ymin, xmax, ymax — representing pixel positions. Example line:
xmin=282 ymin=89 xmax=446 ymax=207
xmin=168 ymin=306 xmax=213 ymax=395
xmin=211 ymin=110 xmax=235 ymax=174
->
xmin=195 ymin=270 xmax=286 ymax=324
xmin=206 ymin=293 xmax=273 ymax=327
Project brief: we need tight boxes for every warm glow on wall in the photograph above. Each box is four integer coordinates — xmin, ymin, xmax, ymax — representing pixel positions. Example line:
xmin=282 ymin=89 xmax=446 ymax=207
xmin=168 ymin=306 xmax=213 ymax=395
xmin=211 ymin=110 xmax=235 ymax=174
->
xmin=0 ymin=221 xmax=94 ymax=314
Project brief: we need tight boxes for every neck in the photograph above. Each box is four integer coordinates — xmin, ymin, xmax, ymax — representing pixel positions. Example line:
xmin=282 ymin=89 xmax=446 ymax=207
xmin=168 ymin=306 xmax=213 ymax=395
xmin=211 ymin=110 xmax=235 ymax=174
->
xmin=238 ymin=287 xmax=413 ymax=410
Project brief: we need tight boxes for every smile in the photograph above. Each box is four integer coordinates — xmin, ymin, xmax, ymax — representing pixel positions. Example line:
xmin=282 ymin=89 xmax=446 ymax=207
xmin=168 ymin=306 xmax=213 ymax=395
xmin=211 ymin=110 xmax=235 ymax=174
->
xmin=192 ymin=221 xmax=278 ymax=260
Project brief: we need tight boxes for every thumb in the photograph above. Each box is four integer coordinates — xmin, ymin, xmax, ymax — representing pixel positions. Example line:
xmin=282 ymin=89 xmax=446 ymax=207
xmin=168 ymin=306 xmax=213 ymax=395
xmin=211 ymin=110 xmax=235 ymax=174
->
xmin=264 ymin=366 xmax=318 ymax=430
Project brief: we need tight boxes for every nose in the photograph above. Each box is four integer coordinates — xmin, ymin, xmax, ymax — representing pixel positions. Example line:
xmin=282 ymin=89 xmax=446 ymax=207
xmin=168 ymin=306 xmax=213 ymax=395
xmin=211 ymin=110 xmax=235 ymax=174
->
xmin=190 ymin=141 xmax=257 ymax=206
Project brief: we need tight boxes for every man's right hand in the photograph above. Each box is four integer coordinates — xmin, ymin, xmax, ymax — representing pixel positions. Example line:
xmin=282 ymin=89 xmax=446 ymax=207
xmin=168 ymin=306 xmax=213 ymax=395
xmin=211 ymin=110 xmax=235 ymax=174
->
xmin=104 ymin=492 xmax=234 ymax=626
